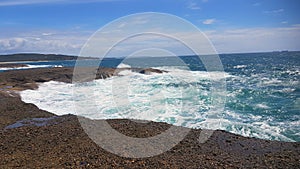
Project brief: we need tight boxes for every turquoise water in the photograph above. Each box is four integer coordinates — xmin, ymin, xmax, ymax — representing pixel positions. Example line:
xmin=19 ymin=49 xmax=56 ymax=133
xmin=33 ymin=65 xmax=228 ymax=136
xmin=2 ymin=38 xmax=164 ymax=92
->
xmin=17 ymin=51 xmax=300 ymax=142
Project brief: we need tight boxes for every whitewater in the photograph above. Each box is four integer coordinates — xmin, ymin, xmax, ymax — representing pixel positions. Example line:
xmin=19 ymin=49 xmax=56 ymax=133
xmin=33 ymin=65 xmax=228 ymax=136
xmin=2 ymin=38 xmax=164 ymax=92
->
xmin=20 ymin=57 xmax=300 ymax=142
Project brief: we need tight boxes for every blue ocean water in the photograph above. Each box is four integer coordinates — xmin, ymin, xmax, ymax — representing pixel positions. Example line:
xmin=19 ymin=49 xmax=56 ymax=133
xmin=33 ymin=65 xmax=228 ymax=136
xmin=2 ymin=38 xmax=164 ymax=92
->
xmin=16 ymin=51 xmax=300 ymax=142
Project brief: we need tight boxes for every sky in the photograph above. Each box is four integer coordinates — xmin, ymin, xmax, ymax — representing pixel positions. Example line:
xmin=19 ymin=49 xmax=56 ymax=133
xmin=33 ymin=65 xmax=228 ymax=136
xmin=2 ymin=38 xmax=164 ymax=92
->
xmin=0 ymin=0 xmax=299 ymax=56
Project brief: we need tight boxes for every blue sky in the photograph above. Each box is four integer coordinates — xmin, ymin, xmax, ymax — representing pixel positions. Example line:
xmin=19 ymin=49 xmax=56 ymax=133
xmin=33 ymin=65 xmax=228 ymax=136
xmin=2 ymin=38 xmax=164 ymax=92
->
xmin=0 ymin=0 xmax=299 ymax=55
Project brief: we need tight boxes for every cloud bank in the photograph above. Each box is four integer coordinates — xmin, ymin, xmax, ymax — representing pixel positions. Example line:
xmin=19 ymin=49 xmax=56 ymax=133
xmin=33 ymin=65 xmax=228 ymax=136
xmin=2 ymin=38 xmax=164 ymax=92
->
xmin=0 ymin=0 xmax=120 ymax=7
xmin=1 ymin=25 xmax=299 ymax=56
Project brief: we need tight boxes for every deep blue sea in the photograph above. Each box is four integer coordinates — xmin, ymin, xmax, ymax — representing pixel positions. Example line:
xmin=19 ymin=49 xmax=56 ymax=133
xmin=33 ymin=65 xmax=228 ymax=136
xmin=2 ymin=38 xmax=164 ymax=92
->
xmin=6 ymin=51 xmax=299 ymax=142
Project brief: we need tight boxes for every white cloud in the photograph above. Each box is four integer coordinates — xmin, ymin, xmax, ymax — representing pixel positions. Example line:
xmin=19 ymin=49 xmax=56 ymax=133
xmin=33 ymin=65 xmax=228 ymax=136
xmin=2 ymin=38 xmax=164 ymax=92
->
xmin=81 ymin=25 xmax=300 ymax=56
xmin=187 ymin=2 xmax=200 ymax=10
xmin=205 ymin=25 xmax=300 ymax=53
xmin=118 ymin=23 xmax=126 ymax=28
xmin=42 ymin=32 xmax=54 ymax=36
xmin=0 ymin=38 xmax=26 ymax=50
xmin=203 ymin=19 xmax=216 ymax=25
xmin=1 ymin=24 xmax=300 ymax=56
xmin=0 ymin=30 xmax=89 ymax=55
xmin=292 ymin=24 xmax=300 ymax=27
xmin=264 ymin=9 xmax=284 ymax=14
xmin=253 ymin=2 xmax=261 ymax=6
xmin=0 ymin=0 xmax=121 ymax=7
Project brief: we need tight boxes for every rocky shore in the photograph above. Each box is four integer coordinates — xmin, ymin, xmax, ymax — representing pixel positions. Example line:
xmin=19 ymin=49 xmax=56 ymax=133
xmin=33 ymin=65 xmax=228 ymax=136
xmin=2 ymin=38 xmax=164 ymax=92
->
xmin=0 ymin=67 xmax=299 ymax=168
xmin=0 ymin=67 xmax=165 ymax=90
xmin=0 ymin=64 xmax=28 ymax=68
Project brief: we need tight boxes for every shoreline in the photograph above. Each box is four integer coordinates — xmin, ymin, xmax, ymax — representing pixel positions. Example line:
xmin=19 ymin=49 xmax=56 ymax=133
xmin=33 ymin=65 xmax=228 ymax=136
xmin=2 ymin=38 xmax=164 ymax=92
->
xmin=0 ymin=58 xmax=96 ymax=65
xmin=0 ymin=61 xmax=53 ymax=64
xmin=0 ymin=63 xmax=28 ymax=68
xmin=0 ymin=67 xmax=299 ymax=168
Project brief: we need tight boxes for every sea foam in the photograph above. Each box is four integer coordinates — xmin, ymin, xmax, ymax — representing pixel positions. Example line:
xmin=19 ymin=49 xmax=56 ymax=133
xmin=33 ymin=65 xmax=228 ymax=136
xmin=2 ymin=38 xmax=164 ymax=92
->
xmin=20 ymin=67 xmax=298 ymax=142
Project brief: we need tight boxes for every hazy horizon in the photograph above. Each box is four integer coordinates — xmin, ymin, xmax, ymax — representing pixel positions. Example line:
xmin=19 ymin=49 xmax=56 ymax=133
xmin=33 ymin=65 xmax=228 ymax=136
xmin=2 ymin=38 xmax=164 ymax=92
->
xmin=1 ymin=50 xmax=299 ymax=59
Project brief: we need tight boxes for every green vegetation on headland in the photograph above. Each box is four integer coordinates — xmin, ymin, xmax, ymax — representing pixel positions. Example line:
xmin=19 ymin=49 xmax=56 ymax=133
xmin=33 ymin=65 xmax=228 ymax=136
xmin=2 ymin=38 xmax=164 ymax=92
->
xmin=0 ymin=53 xmax=96 ymax=62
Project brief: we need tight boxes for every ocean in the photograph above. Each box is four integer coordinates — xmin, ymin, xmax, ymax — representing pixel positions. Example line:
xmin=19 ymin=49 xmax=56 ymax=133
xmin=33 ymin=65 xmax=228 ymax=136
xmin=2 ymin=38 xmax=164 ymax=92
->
xmin=11 ymin=51 xmax=300 ymax=142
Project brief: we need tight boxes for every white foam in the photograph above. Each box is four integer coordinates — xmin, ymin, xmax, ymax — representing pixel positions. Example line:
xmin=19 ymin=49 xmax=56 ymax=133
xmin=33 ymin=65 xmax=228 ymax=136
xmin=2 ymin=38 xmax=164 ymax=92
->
xmin=20 ymin=67 xmax=296 ymax=142
xmin=280 ymin=88 xmax=296 ymax=93
xmin=261 ymin=78 xmax=282 ymax=86
xmin=286 ymin=69 xmax=300 ymax=76
xmin=233 ymin=65 xmax=247 ymax=69
xmin=256 ymin=103 xmax=270 ymax=109
xmin=117 ymin=69 xmax=135 ymax=76
xmin=155 ymin=66 xmax=233 ymax=81
xmin=54 ymin=65 xmax=63 ymax=68
xmin=0 ymin=64 xmax=60 ymax=71
xmin=117 ymin=63 xmax=131 ymax=68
